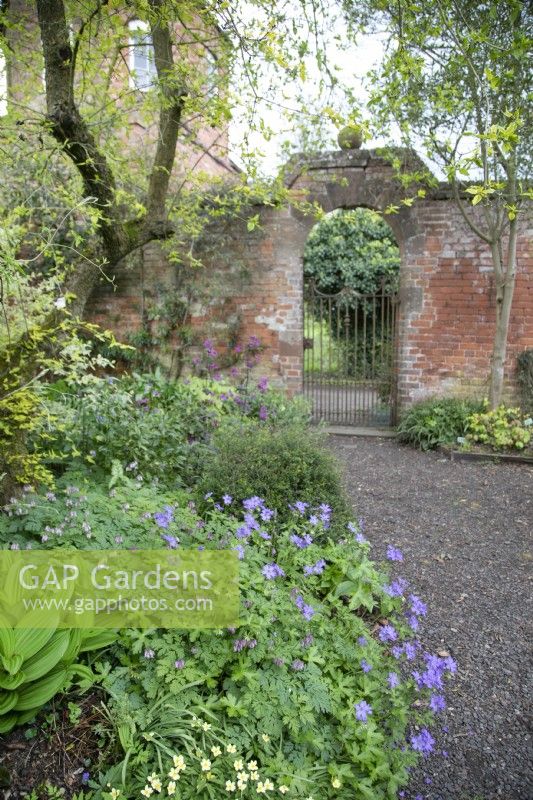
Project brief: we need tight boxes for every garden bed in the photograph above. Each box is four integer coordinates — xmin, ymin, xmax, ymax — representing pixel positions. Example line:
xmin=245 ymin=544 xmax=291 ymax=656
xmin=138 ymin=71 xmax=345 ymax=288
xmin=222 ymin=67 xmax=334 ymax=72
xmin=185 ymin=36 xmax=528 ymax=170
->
xmin=442 ymin=446 xmax=533 ymax=465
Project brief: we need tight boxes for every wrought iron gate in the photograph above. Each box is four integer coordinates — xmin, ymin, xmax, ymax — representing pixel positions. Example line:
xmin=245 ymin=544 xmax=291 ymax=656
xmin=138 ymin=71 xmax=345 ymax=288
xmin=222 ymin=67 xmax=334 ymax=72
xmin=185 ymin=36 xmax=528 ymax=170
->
xmin=303 ymin=281 xmax=399 ymax=427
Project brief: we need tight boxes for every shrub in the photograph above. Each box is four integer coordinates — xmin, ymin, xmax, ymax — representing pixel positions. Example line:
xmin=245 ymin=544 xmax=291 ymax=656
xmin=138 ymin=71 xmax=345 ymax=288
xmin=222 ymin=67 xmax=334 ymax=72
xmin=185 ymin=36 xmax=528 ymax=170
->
xmin=466 ymin=404 xmax=532 ymax=451
xmin=397 ymin=396 xmax=484 ymax=450
xmin=86 ymin=500 xmax=454 ymax=799
xmin=196 ymin=420 xmax=350 ymax=530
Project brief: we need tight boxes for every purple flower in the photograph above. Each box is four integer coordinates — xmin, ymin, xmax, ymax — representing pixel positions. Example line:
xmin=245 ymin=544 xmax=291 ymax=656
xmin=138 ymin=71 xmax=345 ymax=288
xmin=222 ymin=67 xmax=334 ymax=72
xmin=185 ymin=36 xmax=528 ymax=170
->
xmin=411 ymin=729 xmax=435 ymax=753
xmin=174 ymin=659 xmax=185 ymax=669
xmin=417 ymin=653 xmax=457 ymax=690
xmin=354 ymin=700 xmax=372 ymax=722
xmin=357 ymin=636 xmax=367 ymax=646
xmin=410 ymin=594 xmax=427 ymax=616
xmin=308 ymin=514 xmax=319 ymax=526
xmin=259 ymin=405 xmax=269 ymax=421
xmin=430 ymin=694 xmax=446 ymax=713
xmin=378 ymin=624 xmax=398 ymax=643
xmin=301 ymin=633 xmax=314 ymax=648
xmin=243 ymin=496 xmax=264 ymax=511
xmin=233 ymin=638 xmax=256 ymax=652
xmin=236 ymin=526 xmax=251 ymax=540
xmin=273 ymin=657 xmax=284 ymax=666
xmin=222 ymin=494 xmax=233 ymax=505
xmin=291 ymin=659 xmax=305 ymax=671
xmin=291 ymin=501 xmax=308 ymax=515
xmin=81 ymin=771 xmax=90 ymax=784
xmin=386 ymin=545 xmax=403 ymax=562
xmin=154 ymin=505 xmax=174 ymax=529
xmin=257 ymin=376 xmax=268 ymax=392
xmin=290 ymin=533 xmax=313 ymax=549
xmin=361 ymin=659 xmax=372 ymax=673
xmin=391 ymin=644 xmax=403 ymax=659
xmin=384 ymin=577 xmax=408 ymax=597
xmin=407 ymin=614 xmax=420 ymax=631
xmin=262 ymin=563 xmax=285 ymax=580
xmin=318 ymin=503 xmax=331 ymax=528
xmin=260 ymin=506 xmax=274 ymax=522
xmin=144 ymin=649 xmax=155 ymax=659
xmin=244 ymin=513 xmax=260 ymax=531
xmin=303 ymin=559 xmax=326 ymax=576
xmin=161 ymin=533 xmax=178 ymax=549
xmin=404 ymin=641 xmax=417 ymax=661
xmin=248 ymin=335 xmax=261 ymax=350
xmin=387 ymin=671 xmax=400 ymax=688
xmin=294 ymin=594 xmax=315 ymax=620
xmin=233 ymin=544 xmax=245 ymax=560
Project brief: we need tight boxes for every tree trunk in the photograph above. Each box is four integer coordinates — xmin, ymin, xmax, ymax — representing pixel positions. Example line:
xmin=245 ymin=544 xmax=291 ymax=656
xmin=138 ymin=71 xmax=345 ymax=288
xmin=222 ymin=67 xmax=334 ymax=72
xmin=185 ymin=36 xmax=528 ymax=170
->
xmin=488 ymin=220 xmax=518 ymax=409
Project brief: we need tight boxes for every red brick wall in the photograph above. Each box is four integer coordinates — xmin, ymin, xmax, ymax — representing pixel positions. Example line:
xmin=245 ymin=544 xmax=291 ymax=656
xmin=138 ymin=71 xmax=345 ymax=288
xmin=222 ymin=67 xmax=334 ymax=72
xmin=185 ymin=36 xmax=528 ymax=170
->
xmin=87 ymin=150 xmax=533 ymax=408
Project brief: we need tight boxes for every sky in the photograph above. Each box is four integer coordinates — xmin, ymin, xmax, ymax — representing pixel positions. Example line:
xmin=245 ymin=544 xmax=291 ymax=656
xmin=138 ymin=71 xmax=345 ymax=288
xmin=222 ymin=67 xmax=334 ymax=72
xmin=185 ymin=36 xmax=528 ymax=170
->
xmin=228 ymin=13 xmax=389 ymax=175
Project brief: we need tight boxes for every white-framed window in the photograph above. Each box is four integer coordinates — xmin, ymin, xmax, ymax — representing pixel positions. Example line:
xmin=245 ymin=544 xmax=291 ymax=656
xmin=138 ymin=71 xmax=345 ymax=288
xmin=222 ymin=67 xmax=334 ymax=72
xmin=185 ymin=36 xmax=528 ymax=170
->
xmin=128 ymin=20 xmax=157 ymax=91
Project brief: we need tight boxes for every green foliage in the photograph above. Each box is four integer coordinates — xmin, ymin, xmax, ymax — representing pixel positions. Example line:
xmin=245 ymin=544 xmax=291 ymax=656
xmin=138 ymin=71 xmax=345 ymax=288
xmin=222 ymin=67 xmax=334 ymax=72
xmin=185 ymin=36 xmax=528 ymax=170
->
xmin=0 ymin=468 xmax=191 ymax=552
xmin=516 ymin=349 xmax=533 ymax=411
xmin=0 ymin=622 xmax=114 ymax=735
xmin=397 ymin=397 xmax=484 ymax=451
xmin=43 ymin=373 xmax=219 ymax=489
xmin=303 ymin=208 xmax=400 ymax=295
xmin=466 ymin=404 xmax=532 ymax=451
xmin=82 ymin=505 xmax=449 ymax=800
xmin=196 ymin=420 xmax=350 ymax=531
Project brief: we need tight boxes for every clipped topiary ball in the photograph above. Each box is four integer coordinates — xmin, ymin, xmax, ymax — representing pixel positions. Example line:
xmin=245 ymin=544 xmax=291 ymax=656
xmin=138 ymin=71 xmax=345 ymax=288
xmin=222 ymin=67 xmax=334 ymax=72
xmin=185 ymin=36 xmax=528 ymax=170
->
xmin=337 ymin=124 xmax=364 ymax=150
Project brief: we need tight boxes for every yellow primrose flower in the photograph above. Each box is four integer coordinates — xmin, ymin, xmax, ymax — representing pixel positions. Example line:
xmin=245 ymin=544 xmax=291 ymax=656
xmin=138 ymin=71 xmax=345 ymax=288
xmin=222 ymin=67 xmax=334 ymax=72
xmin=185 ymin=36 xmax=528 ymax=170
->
xmin=201 ymin=759 xmax=212 ymax=772
xmin=233 ymin=759 xmax=244 ymax=771
xmin=247 ymin=761 xmax=258 ymax=771
xmin=261 ymin=734 xmax=270 ymax=743
xmin=195 ymin=749 xmax=203 ymax=758
xmin=150 ymin=778 xmax=162 ymax=792
xmin=256 ymin=783 xmax=266 ymax=794
xmin=211 ymin=745 xmax=222 ymax=757
xmin=226 ymin=781 xmax=236 ymax=792
xmin=250 ymin=771 xmax=259 ymax=781
xmin=173 ymin=755 xmax=186 ymax=770
xmin=237 ymin=771 xmax=249 ymax=782
xmin=140 ymin=788 xmax=153 ymax=798
xmin=278 ymin=787 xmax=289 ymax=794
xmin=237 ymin=780 xmax=248 ymax=791
xmin=167 ymin=782 xmax=177 ymax=796
xmin=167 ymin=768 xmax=180 ymax=780
xmin=226 ymin=743 xmax=237 ymax=754
xmin=202 ymin=721 xmax=212 ymax=731
xmin=207 ymin=772 xmax=214 ymax=781
xmin=110 ymin=791 xmax=121 ymax=800
xmin=331 ymin=777 xmax=341 ymax=789
xmin=264 ymin=779 xmax=274 ymax=791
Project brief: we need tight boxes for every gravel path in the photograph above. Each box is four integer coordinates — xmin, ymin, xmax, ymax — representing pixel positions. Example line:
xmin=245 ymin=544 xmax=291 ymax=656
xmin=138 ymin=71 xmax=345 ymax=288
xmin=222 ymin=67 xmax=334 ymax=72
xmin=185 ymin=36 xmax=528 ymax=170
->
xmin=328 ymin=435 xmax=533 ymax=800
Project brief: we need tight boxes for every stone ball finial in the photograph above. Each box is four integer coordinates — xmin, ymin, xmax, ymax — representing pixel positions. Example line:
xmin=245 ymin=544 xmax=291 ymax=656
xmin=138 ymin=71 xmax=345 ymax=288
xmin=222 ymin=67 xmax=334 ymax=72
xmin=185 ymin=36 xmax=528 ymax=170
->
xmin=337 ymin=125 xmax=364 ymax=150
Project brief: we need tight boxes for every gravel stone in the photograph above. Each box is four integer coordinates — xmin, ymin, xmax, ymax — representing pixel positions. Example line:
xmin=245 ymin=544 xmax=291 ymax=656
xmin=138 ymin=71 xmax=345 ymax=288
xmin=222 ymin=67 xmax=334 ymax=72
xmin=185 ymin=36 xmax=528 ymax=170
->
xmin=328 ymin=434 xmax=533 ymax=800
